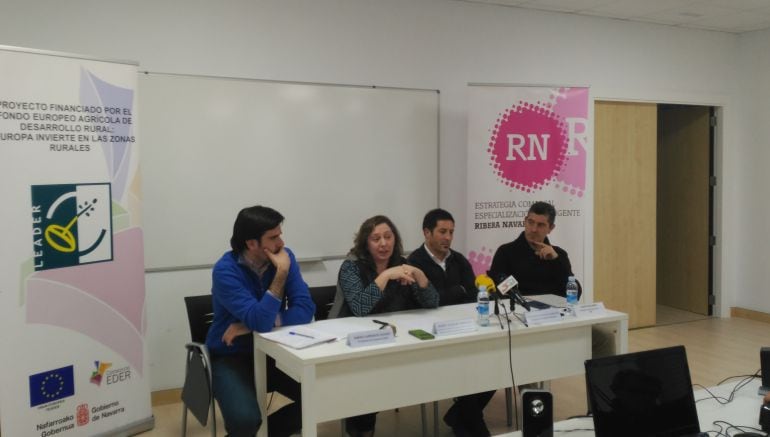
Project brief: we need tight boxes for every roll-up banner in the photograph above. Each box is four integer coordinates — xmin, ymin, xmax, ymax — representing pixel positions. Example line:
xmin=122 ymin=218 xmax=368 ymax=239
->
xmin=465 ymin=85 xmax=591 ymax=293
xmin=0 ymin=46 xmax=152 ymax=436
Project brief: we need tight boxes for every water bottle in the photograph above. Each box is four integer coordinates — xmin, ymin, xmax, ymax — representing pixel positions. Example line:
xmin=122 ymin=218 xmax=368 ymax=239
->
xmin=477 ymin=285 xmax=490 ymax=326
xmin=566 ymin=276 xmax=579 ymax=309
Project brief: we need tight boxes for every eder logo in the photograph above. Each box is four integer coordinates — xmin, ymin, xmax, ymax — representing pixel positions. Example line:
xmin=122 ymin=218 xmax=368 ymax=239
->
xmin=31 ymin=183 xmax=113 ymax=271
xmin=90 ymin=361 xmax=112 ymax=386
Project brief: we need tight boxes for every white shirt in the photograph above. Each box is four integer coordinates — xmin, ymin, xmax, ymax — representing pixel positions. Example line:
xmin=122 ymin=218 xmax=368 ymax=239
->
xmin=423 ymin=243 xmax=451 ymax=271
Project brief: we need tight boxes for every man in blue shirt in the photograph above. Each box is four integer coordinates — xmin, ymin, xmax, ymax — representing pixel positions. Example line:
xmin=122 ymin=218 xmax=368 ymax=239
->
xmin=206 ymin=205 xmax=315 ymax=437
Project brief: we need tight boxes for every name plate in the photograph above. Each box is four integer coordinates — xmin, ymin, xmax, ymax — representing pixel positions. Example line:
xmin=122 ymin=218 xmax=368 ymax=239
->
xmin=433 ymin=318 xmax=477 ymax=336
xmin=347 ymin=328 xmax=396 ymax=348
xmin=574 ymin=302 xmax=607 ymax=318
xmin=524 ymin=308 xmax=562 ymax=325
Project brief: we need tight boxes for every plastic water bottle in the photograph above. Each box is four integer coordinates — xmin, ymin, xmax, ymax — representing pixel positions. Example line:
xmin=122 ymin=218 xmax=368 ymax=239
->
xmin=477 ymin=285 xmax=490 ymax=326
xmin=566 ymin=276 xmax=579 ymax=309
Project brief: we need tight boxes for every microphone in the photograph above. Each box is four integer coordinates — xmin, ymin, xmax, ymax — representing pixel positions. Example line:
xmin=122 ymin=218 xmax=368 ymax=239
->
xmin=511 ymin=284 xmax=531 ymax=312
xmin=493 ymin=274 xmax=532 ymax=312
xmin=496 ymin=275 xmax=517 ymax=296
xmin=474 ymin=273 xmax=496 ymax=294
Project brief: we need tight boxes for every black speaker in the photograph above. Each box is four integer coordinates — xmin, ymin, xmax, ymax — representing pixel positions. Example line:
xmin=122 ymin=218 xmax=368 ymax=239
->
xmin=760 ymin=402 xmax=770 ymax=432
xmin=761 ymin=347 xmax=770 ymax=389
xmin=522 ymin=389 xmax=553 ymax=437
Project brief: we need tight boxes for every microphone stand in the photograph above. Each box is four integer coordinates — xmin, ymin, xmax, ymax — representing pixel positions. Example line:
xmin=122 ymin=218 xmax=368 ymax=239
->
xmin=492 ymin=292 xmax=510 ymax=330
xmin=508 ymin=293 xmax=529 ymax=327
xmin=510 ymin=285 xmax=531 ymax=312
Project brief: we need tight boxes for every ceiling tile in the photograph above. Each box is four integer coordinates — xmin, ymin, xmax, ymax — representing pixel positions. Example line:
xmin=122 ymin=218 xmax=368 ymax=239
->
xmin=452 ymin=0 xmax=770 ymax=33
xmin=518 ymin=0 xmax=617 ymax=13
xmin=639 ymin=2 xmax=735 ymax=24
xmin=583 ymin=0 xmax=698 ymax=19
xmin=698 ymin=0 xmax=770 ymax=11
xmin=688 ymin=10 xmax=770 ymax=31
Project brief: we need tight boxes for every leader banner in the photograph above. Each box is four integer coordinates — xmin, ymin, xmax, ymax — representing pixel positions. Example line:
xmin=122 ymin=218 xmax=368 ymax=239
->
xmin=0 ymin=46 xmax=152 ymax=436
xmin=465 ymin=85 xmax=590 ymax=292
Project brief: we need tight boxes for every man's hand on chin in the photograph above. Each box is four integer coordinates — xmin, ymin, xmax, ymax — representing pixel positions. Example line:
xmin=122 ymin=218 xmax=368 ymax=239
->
xmin=265 ymin=247 xmax=290 ymax=272
xmin=531 ymin=241 xmax=558 ymax=260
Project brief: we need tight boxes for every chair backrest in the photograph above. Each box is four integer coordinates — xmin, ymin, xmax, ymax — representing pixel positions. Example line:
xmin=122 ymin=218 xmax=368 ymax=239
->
xmin=327 ymin=284 xmax=353 ymax=319
xmin=309 ymin=285 xmax=337 ymax=321
xmin=184 ymin=294 xmax=214 ymax=343
xmin=182 ymin=346 xmax=213 ymax=426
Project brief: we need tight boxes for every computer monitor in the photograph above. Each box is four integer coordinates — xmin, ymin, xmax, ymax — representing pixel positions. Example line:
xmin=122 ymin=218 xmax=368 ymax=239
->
xmin=760 ymin=347 xmax=770 ymax=395
xmin=585 ymin=345 xmax=702 ymax=437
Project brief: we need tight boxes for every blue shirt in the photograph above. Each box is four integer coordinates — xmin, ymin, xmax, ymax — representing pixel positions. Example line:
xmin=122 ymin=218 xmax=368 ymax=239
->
xmin=205 ymin=247 xmax=315 ymax=356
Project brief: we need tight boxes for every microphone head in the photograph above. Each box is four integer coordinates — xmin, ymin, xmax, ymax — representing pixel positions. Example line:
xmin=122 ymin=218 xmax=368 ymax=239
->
xmin=497 ymin=275 xmax=518 ymax=295
xmin=474 ymin=273 xmax=497 ymax=293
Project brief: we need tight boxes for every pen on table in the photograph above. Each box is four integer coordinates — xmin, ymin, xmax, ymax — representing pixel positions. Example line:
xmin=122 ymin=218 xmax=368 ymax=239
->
xmin=372 ymin=319 xmax=389 ymax=329
xmin=373 ymin=319 xmax=397 ymax=335
xmin=289 ymin=331 xmax=315 ymax=339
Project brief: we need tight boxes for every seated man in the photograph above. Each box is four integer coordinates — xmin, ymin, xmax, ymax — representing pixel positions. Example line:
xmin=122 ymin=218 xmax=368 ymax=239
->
xmin=489 ymin=201 xmax=579 ymax=298
xmin=408 ymin=208 xmax=495 ymax=437
xmin=205 ymin=205 xmax=315 ymax=437
xmin=490 ymin=201 xmax=614 ymax=387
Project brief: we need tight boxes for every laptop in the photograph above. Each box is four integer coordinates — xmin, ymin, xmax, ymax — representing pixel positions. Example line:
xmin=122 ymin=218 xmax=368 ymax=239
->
xmin=761 ymin=346 xmax=770 ymax=396
xmin=585 ymin=345 xmax=707 ymax=437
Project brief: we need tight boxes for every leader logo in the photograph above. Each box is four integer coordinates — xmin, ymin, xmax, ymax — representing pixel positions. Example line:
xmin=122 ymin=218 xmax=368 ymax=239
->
xmin=31 ymin=183 xmax=113 ymax=271
xmin=488 ymin=102 xmax=569 ymax=193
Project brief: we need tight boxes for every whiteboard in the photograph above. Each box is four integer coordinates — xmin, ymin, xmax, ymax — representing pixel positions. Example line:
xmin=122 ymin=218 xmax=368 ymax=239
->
xmin=138 ymin=73 xmax=438 ymax=271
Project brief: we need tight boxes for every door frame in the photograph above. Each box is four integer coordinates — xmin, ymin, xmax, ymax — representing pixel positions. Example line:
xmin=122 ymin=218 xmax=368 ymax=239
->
xmin=592 ymin=98 xmax=723 ymax=319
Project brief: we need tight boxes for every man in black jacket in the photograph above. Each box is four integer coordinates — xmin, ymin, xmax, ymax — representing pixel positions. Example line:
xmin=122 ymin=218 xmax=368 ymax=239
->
xmin=408 ymin=208 xmax=494 ymax=437
xmin=408 ymin=209 xmax=476 ymax=306
xmin=489 ymin=201 xmax=578 ymax=298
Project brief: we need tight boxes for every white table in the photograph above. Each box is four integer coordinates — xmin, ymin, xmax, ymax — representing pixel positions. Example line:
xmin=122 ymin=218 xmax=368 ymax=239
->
xmin=254 ymin=299 xmax=628 ymax=437
xmin=498 ymin=377 xmax=766 ymax=436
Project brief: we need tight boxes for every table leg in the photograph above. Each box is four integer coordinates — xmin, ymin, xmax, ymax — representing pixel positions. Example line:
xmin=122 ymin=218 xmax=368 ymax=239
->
xmin=300 ymin=364 xmax=317 ymax=437
xmin=593 ymin=318 xmax=628 ymax=357
xmin=616 ymin=318 xmax=628 ymax=354
xmin=255 ymin=348 xmax=268 ymax=437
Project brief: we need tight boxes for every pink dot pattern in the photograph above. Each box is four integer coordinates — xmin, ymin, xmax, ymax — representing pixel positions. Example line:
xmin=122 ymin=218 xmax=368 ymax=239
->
xmin=468 ymin=246 xmax=495 ymax=276
xmin=488 ymin=100 xmax=569 ymax=193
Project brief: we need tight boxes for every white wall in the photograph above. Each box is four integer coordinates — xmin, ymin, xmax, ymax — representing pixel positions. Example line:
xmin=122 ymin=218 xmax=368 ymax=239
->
xmin=1 ymin=0 xmax=761 ymax=391
xmin=733 ymin=28 xmax=770 ymax=314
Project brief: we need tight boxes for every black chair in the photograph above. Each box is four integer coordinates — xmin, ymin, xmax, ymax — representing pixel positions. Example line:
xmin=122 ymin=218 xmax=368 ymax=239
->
xmin=308 ymin=285 xmax=348 ymax=435
xmin=309 ymin=285 xmax=337 ymax=321
xmin=181 ymin=294 xmax=216 ymax=437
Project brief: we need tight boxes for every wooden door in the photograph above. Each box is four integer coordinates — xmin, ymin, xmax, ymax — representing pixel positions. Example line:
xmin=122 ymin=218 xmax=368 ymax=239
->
xmin=594 ymin=101 xmax=658 ymax=328
xmin=657 ymin=105 xmax=711 ymax=315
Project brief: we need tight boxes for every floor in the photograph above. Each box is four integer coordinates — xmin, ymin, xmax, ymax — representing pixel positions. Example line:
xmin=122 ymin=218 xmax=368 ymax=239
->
xmin=146 ymin=313 xmax=767 ymax=437
xmin=656 ymin=304 xmax=710 ymax=326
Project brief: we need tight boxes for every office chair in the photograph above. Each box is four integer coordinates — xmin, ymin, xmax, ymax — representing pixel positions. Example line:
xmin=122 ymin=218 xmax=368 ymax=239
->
xmin=181 ymin=294 xmax=216 ymax=437
xmin=308 ymin=285 xmax=336 ymax=321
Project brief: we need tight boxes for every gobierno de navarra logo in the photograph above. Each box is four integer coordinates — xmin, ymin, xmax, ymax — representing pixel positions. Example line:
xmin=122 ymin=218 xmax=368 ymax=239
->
xmin=31 ymin=183 xmax=113 ymax=271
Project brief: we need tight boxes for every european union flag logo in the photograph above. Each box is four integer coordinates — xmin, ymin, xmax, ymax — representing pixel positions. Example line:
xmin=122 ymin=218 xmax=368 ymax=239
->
xmin=29 ymin=365 xmax=75 ymax=407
